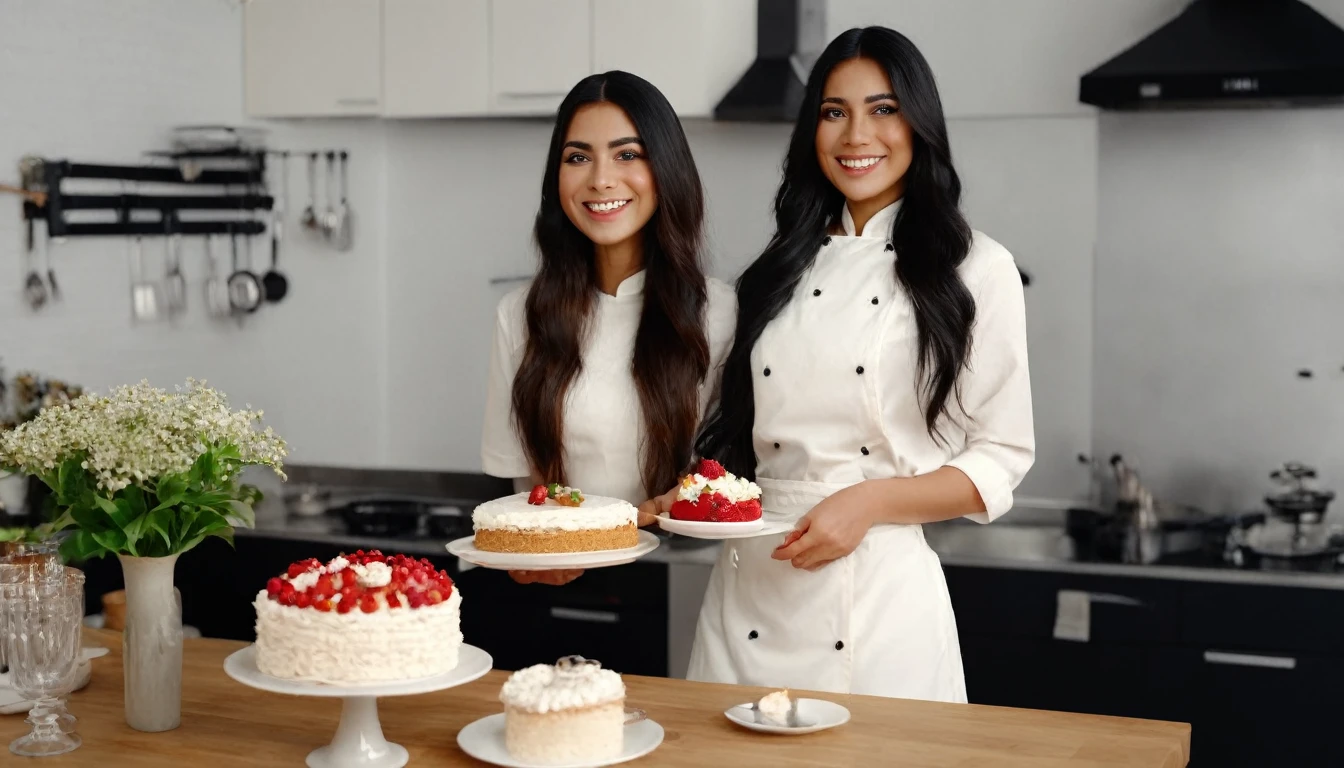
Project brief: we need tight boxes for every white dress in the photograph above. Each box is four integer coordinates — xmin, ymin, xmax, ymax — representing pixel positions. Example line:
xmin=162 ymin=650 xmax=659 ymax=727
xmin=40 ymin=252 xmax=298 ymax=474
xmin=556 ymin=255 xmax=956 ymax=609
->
xmin=481 ymin=270 xmax=738 ymax=505
xmin=687 ymin=200 xmax=1035 ymax=700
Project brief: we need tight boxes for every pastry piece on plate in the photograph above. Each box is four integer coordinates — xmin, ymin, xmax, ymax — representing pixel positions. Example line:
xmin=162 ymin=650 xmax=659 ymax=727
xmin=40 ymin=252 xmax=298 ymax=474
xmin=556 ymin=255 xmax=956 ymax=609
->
xmin=669 ymin=459 xmax=763 ymax=523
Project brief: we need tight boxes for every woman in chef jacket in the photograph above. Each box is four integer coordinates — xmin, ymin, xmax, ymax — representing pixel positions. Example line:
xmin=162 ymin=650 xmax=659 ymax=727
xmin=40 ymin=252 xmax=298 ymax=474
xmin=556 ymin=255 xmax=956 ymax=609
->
xmin=681 ymin=27 xmax=1035 ymax=700
xmin=481 ymin=71 xmax=736 ymax=585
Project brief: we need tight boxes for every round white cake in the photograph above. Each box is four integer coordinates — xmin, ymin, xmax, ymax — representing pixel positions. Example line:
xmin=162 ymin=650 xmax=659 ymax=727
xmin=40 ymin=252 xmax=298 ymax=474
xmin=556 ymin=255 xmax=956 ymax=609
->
xmin=472 ymin=487 xmax=638 ymax=554
xmin=253 ymin=550 xmax=463 ymax=684
xmin=500 ymin=656 xmax=626 ymax=765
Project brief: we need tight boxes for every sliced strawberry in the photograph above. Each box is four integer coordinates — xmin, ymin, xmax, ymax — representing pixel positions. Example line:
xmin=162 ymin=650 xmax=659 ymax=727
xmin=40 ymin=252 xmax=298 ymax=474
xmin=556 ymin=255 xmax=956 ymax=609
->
xmin=527 ymin=484 xmax=548 ymax=505
xmin=336 ymin=597 xmax=355 ymax=614
xmin=697 ymin=459 xmax=726 ymax=480
xmin=360 ymin=595 xmax=379 ymax=613
xmin=716 ymin=499 xmax=763 ymax=522
xmin=296 ymin=592 xmax=312 ymax=609
xmin=266 ymin=577 xmax=283 ymax=596
xmin=286 ymin=563 xmax=306 ymax=579
xmin=670 ymin=498 xmax=708 ymax=522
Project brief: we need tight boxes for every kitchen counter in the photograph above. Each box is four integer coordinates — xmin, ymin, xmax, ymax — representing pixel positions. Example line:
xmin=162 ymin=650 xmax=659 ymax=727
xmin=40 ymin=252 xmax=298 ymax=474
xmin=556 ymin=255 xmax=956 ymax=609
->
xmin=5 ymin=629 xmax=1190 ymax=767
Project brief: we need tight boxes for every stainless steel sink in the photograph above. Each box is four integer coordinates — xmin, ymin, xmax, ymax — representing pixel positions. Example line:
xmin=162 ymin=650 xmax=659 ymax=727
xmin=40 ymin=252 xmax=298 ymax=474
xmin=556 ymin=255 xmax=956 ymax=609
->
xmin=923 ymin=520 xmax=1076 ymax=563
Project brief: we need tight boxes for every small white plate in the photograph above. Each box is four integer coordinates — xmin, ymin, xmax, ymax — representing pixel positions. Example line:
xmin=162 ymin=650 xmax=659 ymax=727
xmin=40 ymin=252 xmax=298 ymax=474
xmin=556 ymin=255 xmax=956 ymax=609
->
xmin=457 ymin=712 xmax=664 ymax=768
xmin=447 ymin=530 xmax=661 ymax=571
xmin=724 ymin=698 xmax=851 ymax=735
xmin=654 ymin=515 xmax=795 ymax=540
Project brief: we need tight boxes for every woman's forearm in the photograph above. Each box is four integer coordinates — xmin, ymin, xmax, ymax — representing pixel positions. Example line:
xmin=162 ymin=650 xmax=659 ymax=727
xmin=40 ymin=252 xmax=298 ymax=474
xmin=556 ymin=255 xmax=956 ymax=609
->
xmin=857 ymin=467 xmax=987 ymax=526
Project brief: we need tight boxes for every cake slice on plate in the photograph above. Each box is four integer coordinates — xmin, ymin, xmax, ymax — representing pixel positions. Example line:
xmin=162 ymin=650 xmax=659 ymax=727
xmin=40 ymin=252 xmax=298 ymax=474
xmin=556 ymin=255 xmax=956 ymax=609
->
xmin=669 ymin=459 xmax=763 ymax=523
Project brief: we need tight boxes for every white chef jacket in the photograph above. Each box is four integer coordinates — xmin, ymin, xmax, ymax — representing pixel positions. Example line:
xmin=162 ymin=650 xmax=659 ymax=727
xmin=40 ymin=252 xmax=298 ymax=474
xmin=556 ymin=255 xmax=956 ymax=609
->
xmin=687 ymin=200 xmax=1035 ymax=700
xmin=481 ymin=270 xmax=738 ymax=505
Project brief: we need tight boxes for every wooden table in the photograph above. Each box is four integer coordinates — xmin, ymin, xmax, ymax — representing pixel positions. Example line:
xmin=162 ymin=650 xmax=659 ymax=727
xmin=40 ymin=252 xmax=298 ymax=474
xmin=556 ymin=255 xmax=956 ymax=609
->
xmin=1 ymin=630 xmax=1189 ymax=767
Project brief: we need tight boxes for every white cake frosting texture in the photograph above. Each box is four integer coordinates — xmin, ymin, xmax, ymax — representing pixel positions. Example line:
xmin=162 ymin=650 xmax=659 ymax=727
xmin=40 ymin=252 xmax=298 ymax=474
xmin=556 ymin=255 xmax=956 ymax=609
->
xmin=500 ymin=658 xmax=625 ymax=713
xmin=254 ymin=588 xmax=461 ymax=683
xmin=252 ymin=551 xmax=463 ymax=684
xmin=758 ymin=689 xmax=793 ymax=726
xmin=501 ymin=658 xmax=626 ymax=766
xmin=676 ymin=471 xmax=762 ymax=503
xmin=473 ymin=492 xmax=638 ymax=532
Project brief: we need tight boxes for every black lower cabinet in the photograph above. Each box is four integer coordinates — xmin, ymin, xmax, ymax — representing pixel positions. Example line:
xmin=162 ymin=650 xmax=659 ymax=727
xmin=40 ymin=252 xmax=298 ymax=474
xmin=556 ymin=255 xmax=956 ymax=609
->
xmin=946 ymin=564 xmax=1343 ymax=768
xmin=77 ymin=535 xmax=669 ymax=678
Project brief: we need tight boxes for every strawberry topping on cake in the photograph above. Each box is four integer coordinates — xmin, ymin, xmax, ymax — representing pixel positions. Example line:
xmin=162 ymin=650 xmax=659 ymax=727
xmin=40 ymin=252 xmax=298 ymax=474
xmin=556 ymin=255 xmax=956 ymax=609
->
xmin=669 ymin=459 xmax=763 ymax=523
xmin=264 ymin=550 xmax=454 ymax=613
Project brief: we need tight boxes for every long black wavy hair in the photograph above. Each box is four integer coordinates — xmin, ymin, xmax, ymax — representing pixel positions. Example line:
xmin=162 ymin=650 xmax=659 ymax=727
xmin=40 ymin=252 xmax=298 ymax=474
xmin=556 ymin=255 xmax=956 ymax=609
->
xmin=513 ymin=71 xmax=710 ymax=498
xmin=697 ymin=27 xmax=976 ymax=478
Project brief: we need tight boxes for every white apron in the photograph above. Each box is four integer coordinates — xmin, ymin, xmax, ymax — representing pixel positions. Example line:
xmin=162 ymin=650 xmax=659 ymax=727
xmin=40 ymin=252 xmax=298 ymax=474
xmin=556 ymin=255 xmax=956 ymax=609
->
xmin=685 ymin=478 xmax=967 ymax=700
xmin=686 ymin=200 xmax=1018 ymax=702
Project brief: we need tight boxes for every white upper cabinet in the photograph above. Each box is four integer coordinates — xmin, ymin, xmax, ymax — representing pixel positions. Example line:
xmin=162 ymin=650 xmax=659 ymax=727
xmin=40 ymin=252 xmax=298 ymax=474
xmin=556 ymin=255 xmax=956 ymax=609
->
xmin=244 ymin=0 xmax=382 ymax=118
xmin=383 ymin=0 xmax=490 ymax=117
xmin=241 ymin=0 xmax=757 ymax=119
xmin=488 ymin=0 xmax=593 ymax=115
xmin=591 ymin=0 xmax=755 ymax=118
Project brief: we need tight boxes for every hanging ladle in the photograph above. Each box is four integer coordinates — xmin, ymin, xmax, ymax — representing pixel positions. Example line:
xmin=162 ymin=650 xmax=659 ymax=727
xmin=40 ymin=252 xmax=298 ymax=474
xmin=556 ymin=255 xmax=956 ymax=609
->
xmin=227 ymin=222 xmax=263 ymax=315
xmin=262 ymin=154 xmax=289 ymax=302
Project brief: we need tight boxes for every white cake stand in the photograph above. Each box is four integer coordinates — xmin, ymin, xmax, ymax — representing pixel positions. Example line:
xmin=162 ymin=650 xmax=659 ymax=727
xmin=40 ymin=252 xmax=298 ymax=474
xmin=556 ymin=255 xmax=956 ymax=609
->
xmin=224 ymin=644 xmax=493 ymax=768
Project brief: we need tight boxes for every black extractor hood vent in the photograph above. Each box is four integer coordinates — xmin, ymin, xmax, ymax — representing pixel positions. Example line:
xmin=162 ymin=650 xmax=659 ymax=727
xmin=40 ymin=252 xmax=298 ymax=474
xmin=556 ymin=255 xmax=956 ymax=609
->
xmin=714 ymin=0 xmax=827 ymax=122
xmin=1079 ymin=0 xmax=1344 ymax=109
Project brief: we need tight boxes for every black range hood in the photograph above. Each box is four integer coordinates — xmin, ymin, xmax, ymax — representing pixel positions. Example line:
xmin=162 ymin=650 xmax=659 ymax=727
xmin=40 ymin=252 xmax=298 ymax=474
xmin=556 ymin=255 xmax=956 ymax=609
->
xmin=1080 ymin=0 xmax=1344 ymax=109
xmin=714 ymin=0 xmax=827 ymax=122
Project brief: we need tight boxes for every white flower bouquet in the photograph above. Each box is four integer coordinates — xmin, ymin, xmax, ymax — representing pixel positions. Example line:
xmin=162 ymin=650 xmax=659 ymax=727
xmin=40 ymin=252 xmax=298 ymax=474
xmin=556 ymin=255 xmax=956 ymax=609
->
xmin=0 ymin=378 xmax=287 ymax=561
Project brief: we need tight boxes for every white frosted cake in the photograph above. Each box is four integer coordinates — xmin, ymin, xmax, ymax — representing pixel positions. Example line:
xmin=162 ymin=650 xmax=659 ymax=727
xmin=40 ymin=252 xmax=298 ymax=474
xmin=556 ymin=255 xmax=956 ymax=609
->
xmin=253 ymin=550 xmax=463 ymax=684
xmin=500 ymin=656 xmax=626 ymax=765
xmin=472 ymin=484 xmax=638 ymax=553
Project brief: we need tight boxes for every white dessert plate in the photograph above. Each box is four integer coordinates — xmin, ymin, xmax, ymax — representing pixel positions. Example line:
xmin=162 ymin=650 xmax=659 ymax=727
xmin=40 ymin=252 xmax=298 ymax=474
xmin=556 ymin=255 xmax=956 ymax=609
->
xmin=0 ymin=647 xmax=108 ymax=715
xmin=654 ymin=514 xmax=794 ymax=540
xmin=223 ymin=643 xmax=493 ymax=698
xmin=457 ymin=711 xmax=664 ymax=768
xmin=724 ymin=698 xmax=851 ymax=735
xmin=447 ymin=530 xmax=660 ymax=571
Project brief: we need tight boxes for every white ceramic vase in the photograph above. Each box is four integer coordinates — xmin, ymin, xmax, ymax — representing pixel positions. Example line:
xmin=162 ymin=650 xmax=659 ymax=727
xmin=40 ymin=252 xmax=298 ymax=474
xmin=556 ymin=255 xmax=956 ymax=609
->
xmin=117 ymin=553 xmax=183 ymax=732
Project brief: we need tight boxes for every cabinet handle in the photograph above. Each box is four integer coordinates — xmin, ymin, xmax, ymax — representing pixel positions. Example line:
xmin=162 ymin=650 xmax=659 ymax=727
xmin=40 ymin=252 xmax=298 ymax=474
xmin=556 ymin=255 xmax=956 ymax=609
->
xmin=1085 ymin=592 xmax=1146 ymax=608
xmin=550 ymin=607 xmax=619 ymax=624
xmin=1203 ymin=650 xmax=1297 ymax=670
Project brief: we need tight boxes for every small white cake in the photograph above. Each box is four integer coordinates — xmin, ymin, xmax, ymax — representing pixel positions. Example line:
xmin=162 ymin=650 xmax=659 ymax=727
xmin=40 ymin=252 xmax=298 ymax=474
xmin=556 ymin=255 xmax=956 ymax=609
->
xmin=253 ymin=550 xmax=463 ymax=684
xmin=500 ymin=656 xmax=625 ymax=765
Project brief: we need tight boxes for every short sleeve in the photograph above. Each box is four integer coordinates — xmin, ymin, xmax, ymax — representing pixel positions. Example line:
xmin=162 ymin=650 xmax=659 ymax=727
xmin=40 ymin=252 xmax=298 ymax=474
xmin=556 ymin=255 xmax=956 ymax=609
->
xmin=481 ymin=288 xmax=532 ymax=479
xmin=943 ymin=237 xmax=1036 ymax=523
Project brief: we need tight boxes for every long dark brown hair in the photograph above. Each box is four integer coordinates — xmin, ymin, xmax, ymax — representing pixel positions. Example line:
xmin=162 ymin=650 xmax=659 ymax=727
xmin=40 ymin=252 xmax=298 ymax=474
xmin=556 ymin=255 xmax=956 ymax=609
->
xmin=698 ymin=27 xmax=976 ymax=478
xmin=512 ymin=71 xmax=710 ymax=498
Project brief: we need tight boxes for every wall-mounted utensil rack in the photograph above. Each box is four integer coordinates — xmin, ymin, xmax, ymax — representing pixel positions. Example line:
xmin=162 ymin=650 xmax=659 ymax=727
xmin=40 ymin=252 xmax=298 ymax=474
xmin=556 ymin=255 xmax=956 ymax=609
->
xmin=21 ymin=151 xmax=273 ymax=239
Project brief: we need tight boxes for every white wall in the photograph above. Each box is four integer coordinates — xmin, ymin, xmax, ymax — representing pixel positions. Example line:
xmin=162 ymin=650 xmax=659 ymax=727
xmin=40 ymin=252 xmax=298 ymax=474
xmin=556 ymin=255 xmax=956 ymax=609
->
xmin=0 ymin=0 xmax=390 ymax=467
xmin=1093 ymin=107 xmax=1344 ymax=513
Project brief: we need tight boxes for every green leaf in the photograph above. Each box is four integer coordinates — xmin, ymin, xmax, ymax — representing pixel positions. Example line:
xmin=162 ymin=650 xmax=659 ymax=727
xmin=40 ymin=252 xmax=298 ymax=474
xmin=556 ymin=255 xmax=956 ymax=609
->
xmin=89 ymin=494 xmax=130 ymax=528
xmin=122 ymin=485 xmax=149 ymax=518
xmin=208 ymin=525 xmax=234 ymax=548
xmin=68 ymin=503 xmax=113 ymax=534
xmin=60 ymin=530 xmax=106 ymax=563
xmin=188 ymin=450 xmax=216 ymax=487
xmin=224 ymin=500 xmax=255 ymax=529
xmin=50 ymin=510 xmax=77 ymax=532
xmin=176 ymin=533 xmax=207 ymax=554
xmin=90 ymin=527 xmax=127 ymax=554
xmin=147 ymin=508 xmax=174 ymax=552
xmin=120 ymin=515 xmax=148 ymax=557
xmin=152 ymin=475 xmax=188 ymax=513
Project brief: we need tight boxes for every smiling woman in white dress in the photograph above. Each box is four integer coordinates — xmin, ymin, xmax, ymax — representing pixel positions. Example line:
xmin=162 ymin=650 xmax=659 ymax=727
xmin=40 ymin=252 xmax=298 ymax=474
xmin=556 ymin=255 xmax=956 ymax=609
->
xmin=679 ymin=27 xmax=1035 ymax=700
xmin=481 ymin=71 xmax=736 ymax=584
